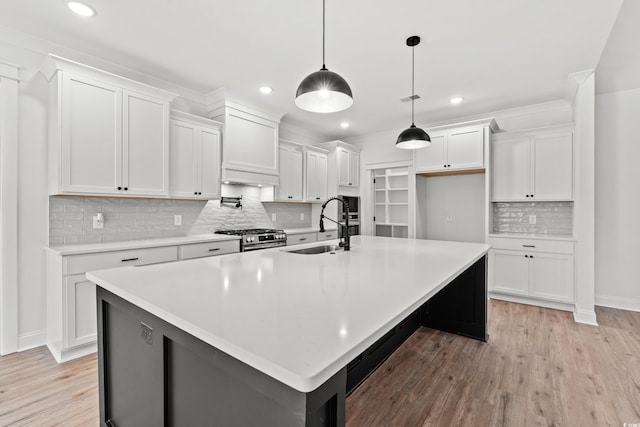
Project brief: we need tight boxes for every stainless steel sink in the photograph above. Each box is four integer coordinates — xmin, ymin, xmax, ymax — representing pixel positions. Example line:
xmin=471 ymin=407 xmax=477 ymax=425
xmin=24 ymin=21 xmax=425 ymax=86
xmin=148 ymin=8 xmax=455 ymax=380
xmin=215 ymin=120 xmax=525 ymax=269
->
xmin=285 ymin=244 xmax=342 ymax=255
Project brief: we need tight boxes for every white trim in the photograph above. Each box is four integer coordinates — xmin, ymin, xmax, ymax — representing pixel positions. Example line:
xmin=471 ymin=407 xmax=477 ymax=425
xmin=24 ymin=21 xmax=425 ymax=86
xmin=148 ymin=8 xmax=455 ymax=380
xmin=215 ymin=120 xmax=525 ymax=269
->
xmin=573 ymin=308 xmax=598 ymax=326
xmin=595 ymin=295 xmax=640 ymax=313
xmin=489 ymin=292 xmax=575 ymax=313
xmin=0 ymin=63 xmax=20 ymax=355
xmin=364 ymin=159 xmax=412 ymax=171
xmin=17 ymin=329 xmax=47 ymax=352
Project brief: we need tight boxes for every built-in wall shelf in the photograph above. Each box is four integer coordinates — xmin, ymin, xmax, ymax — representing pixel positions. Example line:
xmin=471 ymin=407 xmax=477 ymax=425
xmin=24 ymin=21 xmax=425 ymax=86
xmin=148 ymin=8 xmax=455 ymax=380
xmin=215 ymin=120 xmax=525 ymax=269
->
xmin=374 ymin=168 xmax=409 ymax=238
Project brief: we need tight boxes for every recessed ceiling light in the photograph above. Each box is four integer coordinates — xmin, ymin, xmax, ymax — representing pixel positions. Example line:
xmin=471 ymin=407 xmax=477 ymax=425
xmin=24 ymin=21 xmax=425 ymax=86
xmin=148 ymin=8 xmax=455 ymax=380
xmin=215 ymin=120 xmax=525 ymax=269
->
xmin=449 ymin=97 xmax=464 ymax=104
xmin=259 ymin=86 xmax=273 ymax=95
xmin=340 ymin=122 xmax=350 ymax=129
xmin=67 ymin=1 xmax=96 ymax=17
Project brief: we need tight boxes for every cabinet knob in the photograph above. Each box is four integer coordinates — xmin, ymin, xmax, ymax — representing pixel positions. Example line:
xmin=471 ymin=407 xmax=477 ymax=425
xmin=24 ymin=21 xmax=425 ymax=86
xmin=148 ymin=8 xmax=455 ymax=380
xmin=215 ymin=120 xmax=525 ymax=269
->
xmin=194 ymin=192 xmax=198 ymax=195
xmin=525 ymin=255 xmax=529 ymax=258
xmin=531 ymin=194 xmax=534 ymax=198
xmin=117 ymin=186 xmax=122 ymax=190
xmin=530 ymin=255 xmax=534 ymax=259
xmin=526 ymin=194 xmax=530 ymax=198
xmin=124 ymin=187 xmax=128 ymax=191
xmin=316 ymin=197 xmax=320 ymax=200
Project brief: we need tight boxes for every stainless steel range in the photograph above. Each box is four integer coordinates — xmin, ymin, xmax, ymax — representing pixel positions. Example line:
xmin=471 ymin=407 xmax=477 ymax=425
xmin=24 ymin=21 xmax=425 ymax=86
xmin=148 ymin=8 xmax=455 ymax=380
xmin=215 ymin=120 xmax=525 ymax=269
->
xmin=214 ymin=228 xmax=287 ymax=252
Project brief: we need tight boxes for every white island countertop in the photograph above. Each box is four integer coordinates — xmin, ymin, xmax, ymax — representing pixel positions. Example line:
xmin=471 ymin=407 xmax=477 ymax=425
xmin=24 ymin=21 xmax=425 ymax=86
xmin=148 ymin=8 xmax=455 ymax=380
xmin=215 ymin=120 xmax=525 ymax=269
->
xmin=87 ymin=235 xmax=490 ymax=392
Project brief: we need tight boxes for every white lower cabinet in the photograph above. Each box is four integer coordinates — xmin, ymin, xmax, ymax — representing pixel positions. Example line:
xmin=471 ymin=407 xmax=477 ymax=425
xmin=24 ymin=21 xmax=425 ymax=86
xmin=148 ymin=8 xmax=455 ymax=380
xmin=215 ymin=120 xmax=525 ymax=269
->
xmin=488 ymin=237 xmax=575 ymax=307
xmin=65 ymin=274 xmax=97 ymax=349
xmin=46 ymin=239 xmax=239 ymax=363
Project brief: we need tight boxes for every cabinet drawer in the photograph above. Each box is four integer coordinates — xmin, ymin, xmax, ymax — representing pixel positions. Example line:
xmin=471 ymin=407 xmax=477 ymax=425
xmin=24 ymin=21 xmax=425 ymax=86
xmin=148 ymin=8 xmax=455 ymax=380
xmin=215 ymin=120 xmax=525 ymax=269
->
xmin=178 ymin=240 xmax=240 ymax=260
xmin=317 ymin=230 xmax=338 ymax=241
xmin=287 ymin=232 xmax=317 ymax=245
xmin=488 ymin=237 xmax=574 ymax=254
xmin=66 ymin=246 xmax=178 ymax=275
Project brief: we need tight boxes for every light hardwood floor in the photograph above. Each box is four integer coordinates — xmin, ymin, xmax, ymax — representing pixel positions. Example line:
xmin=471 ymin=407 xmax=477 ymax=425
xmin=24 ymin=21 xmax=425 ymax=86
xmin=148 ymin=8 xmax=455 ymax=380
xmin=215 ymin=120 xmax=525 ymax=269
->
xmin=1 ymin=300 xmax=639 ymax=426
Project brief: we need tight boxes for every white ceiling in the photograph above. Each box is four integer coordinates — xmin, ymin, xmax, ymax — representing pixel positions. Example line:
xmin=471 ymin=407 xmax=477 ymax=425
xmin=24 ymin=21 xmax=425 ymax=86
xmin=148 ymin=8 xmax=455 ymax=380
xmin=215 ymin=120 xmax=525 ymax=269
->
xmin=0 ymin=0 xmax=626 ymax=140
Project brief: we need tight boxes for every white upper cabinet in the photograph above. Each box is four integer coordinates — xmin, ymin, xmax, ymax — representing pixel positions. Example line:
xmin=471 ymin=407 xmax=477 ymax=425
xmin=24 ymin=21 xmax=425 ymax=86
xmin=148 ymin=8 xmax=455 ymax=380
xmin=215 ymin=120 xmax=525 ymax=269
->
xmin=492 ymin=124 xmax=573 ymax=201
xmin=123 ymin=90 xmax=170 ymax=196
xmin=276 ymin=144 xmax=303 ymax=201
xmin=170 ymin=111 xmax=222 ymax=199
xmin=209 ymin=100 xmax=280 ymax=186
xmin=304 ymin=148 xmax=328 ymax=203
xmin=337 ymin=147 xmax=360 ymax=187
xmin=41 ymin=55 xmax=175 ymax=197
xmin=415 ymin=124 xmax=488 ymax=174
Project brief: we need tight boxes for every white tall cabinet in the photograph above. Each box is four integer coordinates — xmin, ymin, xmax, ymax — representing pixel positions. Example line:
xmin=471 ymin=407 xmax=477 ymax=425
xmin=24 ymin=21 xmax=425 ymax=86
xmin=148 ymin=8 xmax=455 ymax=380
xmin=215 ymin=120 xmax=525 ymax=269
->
xmin=170 ymin=110 xmax=222 ymax=199
xmin=40 ymin=55 xmax=176 ymax=197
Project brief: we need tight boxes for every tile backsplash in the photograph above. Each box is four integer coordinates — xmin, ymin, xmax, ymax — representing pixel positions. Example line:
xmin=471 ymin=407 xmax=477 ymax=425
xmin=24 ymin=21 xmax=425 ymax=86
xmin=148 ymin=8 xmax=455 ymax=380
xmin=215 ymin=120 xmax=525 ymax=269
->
xmin=492 ymin=202 xmax=573 ymax=236
xmin=49 ymin=185 xmax=312 ymax=246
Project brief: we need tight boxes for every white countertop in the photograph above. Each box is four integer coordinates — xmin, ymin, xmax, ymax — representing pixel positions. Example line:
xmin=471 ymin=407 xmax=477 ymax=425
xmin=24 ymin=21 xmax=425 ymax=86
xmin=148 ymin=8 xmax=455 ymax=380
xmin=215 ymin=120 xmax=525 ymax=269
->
xmin=86 ymin=235 xmax=490 ymax=392
xmin=47 ymin=234 xmax=240 ymax=256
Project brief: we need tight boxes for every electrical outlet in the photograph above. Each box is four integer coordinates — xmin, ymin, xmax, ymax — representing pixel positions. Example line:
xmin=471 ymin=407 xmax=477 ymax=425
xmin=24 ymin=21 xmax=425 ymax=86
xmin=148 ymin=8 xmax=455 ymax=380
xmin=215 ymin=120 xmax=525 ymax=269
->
xmin=446 ymin=215 xmax=453 ymax=222
xmin=300 ymin=213 xmax=305 ymax=221
xmin=141 ymin=322 xmax=153 ymax=345
xmin=272 ymin=213 xmax=277 ymax=222
xmin=174 ymin=215 xmax=182 ymax=226
xmin=93 ymin=213 xmax=104 ymax=229
xmin=529 ymin=214 xmax=537 ymax=224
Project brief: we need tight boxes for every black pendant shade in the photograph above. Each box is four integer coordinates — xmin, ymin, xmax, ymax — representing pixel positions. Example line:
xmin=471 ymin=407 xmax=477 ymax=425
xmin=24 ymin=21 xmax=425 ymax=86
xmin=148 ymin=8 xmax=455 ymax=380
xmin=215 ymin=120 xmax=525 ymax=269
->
xmin=396 ymin=35 xmax=431 ymax=149
xmin=295 ymin=0 xmax=353 ymax=113
xmin=396 ymin=124 xmax=431 ymax=149
xmin=295 ymin=67 xmax=353 ymax=113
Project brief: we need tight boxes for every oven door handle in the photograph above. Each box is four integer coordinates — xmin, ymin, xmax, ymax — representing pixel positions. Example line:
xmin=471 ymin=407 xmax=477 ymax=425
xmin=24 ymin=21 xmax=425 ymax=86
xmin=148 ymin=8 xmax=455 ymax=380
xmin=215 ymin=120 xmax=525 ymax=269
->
xmin=243 ymin=242 xmax=287 ymax=252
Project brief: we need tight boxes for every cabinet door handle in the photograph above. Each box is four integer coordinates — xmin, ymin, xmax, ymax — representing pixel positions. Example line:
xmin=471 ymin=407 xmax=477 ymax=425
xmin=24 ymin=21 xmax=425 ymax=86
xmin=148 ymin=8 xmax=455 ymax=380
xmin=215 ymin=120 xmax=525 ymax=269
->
xmin=208 ymin=248 xmax=221 ymax=252
xmin=522 ymin=245 xmax=536 ymax=248
xmin=326 ymin=234 xmax=332 ymax=238
xmin=121 ymin=257 xmax=139 ymax=262
xmin=299 ymin=238 xmax=307 ymax=241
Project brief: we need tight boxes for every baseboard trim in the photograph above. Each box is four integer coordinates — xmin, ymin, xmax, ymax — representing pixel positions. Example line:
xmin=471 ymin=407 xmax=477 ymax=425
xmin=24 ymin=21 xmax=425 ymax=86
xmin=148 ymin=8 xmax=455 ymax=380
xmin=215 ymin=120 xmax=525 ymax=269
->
xmin=595 ymin=295 xmax=640 ymax=313
xmin=573 ymin=309 xmax=598 ymax=326
xmin=17 ymin=329 xmax=46 ymax=352
xmin=488 ymin=292 xmax=574 ymax=312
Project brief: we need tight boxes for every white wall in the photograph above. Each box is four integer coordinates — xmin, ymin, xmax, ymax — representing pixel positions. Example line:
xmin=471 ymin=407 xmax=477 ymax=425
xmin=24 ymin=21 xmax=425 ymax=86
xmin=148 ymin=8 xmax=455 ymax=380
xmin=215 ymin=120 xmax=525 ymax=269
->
xmin=418 ymin=174 xmax=486 ymax=243
xmin=595 ymin=88 xmax=640 ymax=311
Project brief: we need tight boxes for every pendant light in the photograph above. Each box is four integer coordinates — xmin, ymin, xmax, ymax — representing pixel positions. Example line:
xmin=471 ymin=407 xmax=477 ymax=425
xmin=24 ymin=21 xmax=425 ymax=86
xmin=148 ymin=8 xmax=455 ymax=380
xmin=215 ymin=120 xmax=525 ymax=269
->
xmin=396 ymin=36 xmax=431 ymax=149
xmin=295 ymin=0 xmax=353 ymax=113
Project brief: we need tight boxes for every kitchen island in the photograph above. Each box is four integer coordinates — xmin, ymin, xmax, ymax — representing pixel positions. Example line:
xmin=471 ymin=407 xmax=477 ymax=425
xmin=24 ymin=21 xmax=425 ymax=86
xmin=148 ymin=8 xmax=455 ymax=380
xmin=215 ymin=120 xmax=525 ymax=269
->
xmin=87 ymin=235 xmax=490 ymax=427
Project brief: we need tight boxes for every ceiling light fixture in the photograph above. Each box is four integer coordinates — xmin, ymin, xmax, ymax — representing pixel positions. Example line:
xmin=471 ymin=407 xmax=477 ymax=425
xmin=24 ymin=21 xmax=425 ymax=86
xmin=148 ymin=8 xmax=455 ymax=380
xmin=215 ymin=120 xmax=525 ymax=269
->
xmin=259 ymin=86 xmax=273 ymax=95
xmin=67 ymin=1 xmax=95 ymax=17
xmin=340 ymin=122 xmax=350 ymax=129
xmin=450 ymin=96 xmax=463 ymax=104
xmin=295 ymin=0 xmax=353 ymax=113
xmin=396 ymin=36 xmax=430 ymax=150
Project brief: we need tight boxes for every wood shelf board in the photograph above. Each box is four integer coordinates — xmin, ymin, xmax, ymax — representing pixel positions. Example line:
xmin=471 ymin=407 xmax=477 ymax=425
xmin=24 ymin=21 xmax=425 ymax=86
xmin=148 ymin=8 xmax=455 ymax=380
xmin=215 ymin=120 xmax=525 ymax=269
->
xmin=417 ymin=168 xmax=485 ymax=178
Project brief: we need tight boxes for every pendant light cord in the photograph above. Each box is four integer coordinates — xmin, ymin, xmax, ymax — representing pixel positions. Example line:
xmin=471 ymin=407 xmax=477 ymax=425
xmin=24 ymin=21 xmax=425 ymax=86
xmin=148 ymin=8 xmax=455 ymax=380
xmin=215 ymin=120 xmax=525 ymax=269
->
xmin=411 ymin=43 xmax=415 ymax=126
xmin=322 ymin=0 xmax=326 ymax=69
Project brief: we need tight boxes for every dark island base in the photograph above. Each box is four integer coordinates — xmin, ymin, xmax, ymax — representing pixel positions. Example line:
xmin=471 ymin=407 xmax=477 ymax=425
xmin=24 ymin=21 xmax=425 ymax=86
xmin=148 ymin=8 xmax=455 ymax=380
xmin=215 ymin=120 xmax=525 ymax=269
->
xmin=96 ymin=256 xmax=486 ymax=427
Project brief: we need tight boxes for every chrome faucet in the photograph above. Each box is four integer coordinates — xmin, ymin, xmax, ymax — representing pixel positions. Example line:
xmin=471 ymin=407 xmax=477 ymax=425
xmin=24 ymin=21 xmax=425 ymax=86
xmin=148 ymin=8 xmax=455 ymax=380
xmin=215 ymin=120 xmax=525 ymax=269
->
xmin=319 ymin=196 xmax=350 ymax=251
